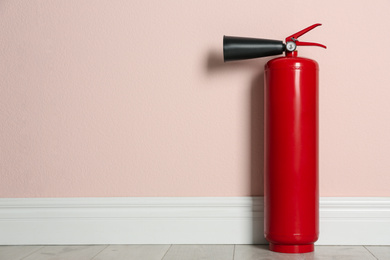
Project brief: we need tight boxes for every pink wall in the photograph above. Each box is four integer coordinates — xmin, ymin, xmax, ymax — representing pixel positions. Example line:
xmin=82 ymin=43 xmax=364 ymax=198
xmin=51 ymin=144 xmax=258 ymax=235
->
xmin=1 ymin=1 xmax=390 ymax=198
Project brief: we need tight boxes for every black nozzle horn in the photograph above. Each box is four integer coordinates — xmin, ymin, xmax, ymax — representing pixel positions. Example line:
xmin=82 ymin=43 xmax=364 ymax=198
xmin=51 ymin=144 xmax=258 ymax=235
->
xmin=223 ymin=36 xmax=285 ymax=62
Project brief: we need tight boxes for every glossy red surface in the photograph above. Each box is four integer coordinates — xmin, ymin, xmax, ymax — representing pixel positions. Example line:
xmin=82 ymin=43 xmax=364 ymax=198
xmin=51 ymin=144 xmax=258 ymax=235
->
xmin=264 ymin=53 xmax=319 ymax=253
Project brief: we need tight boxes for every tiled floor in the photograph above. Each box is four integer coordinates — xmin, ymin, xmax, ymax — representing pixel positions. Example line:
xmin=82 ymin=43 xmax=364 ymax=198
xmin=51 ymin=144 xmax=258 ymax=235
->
xmin=0 ymin=245 xmax=388 ymax=260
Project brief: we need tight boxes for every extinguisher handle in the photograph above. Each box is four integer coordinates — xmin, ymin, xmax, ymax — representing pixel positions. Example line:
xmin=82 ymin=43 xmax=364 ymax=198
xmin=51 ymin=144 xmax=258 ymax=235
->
xmin=285 ymin=23 xmax=327 ymax=50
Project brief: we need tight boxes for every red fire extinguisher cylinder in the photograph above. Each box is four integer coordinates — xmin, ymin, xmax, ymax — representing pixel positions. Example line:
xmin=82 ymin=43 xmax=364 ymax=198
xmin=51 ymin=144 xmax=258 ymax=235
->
xmin=223 ymin=23 xmax=326 ymax=254
xmin=264 ymin=51 xmax=319 ymax=253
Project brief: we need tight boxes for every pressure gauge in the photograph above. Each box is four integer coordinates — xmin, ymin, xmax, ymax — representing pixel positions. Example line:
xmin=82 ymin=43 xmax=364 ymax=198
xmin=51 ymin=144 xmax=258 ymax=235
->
xmin=286 ymin=41 xmax=296 ymax=52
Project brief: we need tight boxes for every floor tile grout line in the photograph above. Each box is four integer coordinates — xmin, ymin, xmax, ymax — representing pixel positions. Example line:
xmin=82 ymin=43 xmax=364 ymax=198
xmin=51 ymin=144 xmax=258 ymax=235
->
xmin=7 ymin=244 xmax=389 ymax=260
xmin=19 ymin=246 xmax=45 ymax=260
xmin=90 ymin=244 xmax=110 ymax=260
xmin=160 ymin=244 xmax=172 ymax=260
xmin=363 ymin=245 xmax=379 ymax=260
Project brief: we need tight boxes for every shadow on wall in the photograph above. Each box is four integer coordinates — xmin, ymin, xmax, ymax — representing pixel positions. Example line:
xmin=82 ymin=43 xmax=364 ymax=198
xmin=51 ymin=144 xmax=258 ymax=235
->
xmin=250 ymin=71 xmax=266 ymax=244
xmin=206 ymin=50 xmax=266 ymax=197
xmin=206 ymin=50 xmax=268 ymax=244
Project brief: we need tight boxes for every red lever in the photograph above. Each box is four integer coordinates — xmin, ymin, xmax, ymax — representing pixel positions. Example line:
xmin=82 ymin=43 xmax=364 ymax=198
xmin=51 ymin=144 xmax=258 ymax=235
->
xmin=285 ymin=23 xmax=327 ymax=50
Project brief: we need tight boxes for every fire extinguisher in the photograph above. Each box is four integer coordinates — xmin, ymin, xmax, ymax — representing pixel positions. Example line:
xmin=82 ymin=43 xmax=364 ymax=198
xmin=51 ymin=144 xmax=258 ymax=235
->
xmin=223 ymin=24 xmax=326 ymax=253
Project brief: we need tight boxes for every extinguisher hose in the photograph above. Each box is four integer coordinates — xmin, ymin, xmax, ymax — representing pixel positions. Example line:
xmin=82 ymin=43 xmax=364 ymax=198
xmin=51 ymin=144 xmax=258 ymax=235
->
xmin=223 ymin=36 xmax=285 ymax=62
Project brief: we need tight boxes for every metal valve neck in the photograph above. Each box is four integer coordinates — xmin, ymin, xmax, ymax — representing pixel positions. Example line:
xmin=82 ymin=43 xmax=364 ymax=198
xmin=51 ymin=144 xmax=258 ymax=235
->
xmin=286 ymin=51 xmax=298 ymax=57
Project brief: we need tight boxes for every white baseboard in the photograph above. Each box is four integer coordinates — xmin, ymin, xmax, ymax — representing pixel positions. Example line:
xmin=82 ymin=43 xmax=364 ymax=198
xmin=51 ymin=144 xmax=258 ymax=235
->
xmin=0 ymin=197 xmax=389 ymax=245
